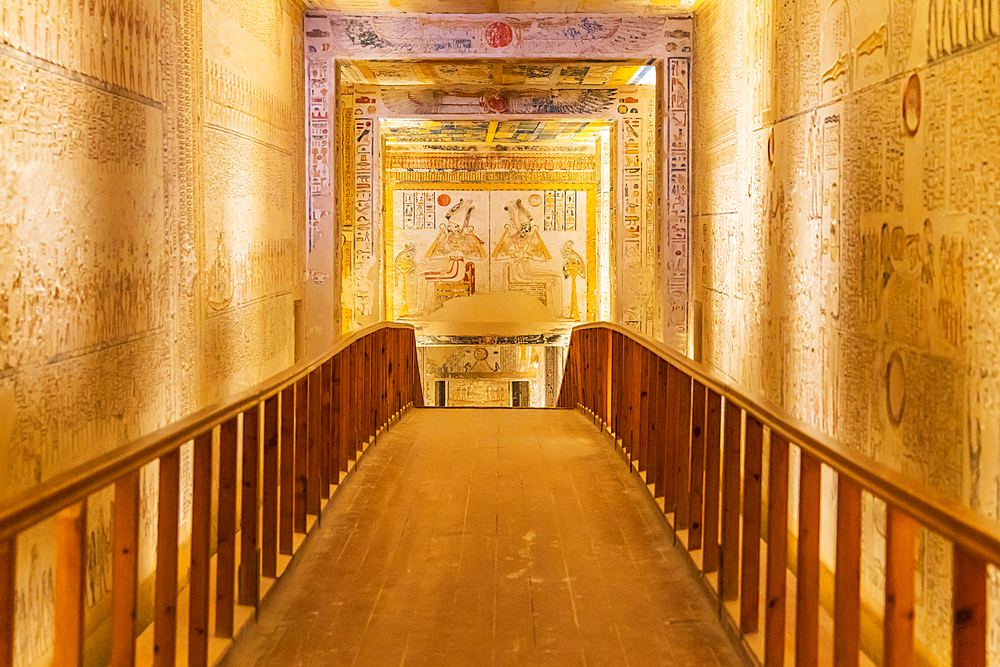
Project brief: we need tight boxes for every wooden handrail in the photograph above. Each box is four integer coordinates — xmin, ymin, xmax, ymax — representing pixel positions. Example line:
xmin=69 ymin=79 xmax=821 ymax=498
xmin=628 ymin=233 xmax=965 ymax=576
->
xmin=0 ymin=322 xmax=423 ymax=667
xmin=558 ymin=322 xmax=997 ymax=667
xmin=564 ymin=321 xmax=1000 ymax=564
xmin=0 ymin=321 xmax=415 ymax=543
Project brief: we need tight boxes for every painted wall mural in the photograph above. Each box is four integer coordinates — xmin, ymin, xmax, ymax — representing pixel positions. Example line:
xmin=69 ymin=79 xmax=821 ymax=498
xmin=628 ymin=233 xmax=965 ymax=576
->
xmin=693 ymin=0 xmax=1000 ymax=663
xmin=304 ymin=13 xmax=693 ymax=347
xmin=2 ymin=0 xmax=305 ymax=663
xmin=388 ymin=189 xmax=593 ymax=321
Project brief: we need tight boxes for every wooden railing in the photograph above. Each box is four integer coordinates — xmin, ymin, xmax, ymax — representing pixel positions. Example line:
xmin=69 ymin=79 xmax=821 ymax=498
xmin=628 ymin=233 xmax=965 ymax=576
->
xmin=558 ymin=322 xmax=1000 ymax=667
xmin=0 ymin=322 xmax=423 ymax=667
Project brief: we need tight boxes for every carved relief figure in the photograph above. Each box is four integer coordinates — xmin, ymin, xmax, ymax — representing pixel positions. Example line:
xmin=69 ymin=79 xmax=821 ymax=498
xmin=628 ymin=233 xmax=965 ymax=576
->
xmin=394 ymin=242 xmax=417 ymax=318
xmin=418 ymin=198 xmax=485 ymax=314
xmin=561 ymin=240 xmax=586 ymax=321
xmin=492 ymin=199 xmax=562 ymax=316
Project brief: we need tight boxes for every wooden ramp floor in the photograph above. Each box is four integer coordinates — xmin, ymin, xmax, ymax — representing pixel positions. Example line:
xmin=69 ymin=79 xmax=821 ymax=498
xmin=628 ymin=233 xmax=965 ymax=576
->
xmin=220 ymin=408 xmax=745 ymax=667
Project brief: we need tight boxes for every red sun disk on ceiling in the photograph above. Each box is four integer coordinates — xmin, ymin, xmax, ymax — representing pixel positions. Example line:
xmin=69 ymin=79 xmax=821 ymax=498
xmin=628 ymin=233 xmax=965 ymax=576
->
xmin=485 ymin=22 xmax=514 ymax=49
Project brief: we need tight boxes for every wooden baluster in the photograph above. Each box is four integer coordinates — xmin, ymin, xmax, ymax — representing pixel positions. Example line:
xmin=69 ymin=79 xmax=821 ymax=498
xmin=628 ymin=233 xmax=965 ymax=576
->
xmin=688 ymin=381 xmax=707 ymax=551
xmin=884 ymin=506 xmax=915 ymax=667
xmin=953 ymin=546 xmax=987 ymax=667
xmin=340 ymin=352 xmax=351 ymax=472
xmin=637 ymin=349 xmax=651 ymax=471
xmin=834 ymin=475 xmax=862 ymax=667
xmin=0 ymin=536 xmax=13 ymax=667
xmin=740 ymin=415 xmax=764 ymax=633
xmin=663 ymin=364 xmax=681 ymax=511
xmin=387 ymin=333 xmax=395 ymax=423
xmin=321 ymin=361 xmax=333 ymax=500
xmin=673 ymin=369 xmax=693 ymax=530
xmin=111 ymin=471 xmax=141 ymax=667
xmin=720 ymin=400 xmax=742 ymax=601
xmin=796 ymin=450 xmax=822 ymax=667
xmin=279 ymin=386 xmax=295 ymax=554
xmin=307 ymin=372 xmax=321 ymax=516
xmin=189 ymin=431 xmax=213 ymax=667
xmin=364 ymin=335 xmax=373 ymax=445
xmin=294 ymin=378 xmax=308 ymax=532
xmin=216 ymin=417 xmax=238 ymax=637
xmin=262 ymin=395 xmax=279 ymax=578
xmin=53 ymin=500 xmax=86 ymax=667
xmin=764 ymin=434 xmax=789 ymax=667
xmin=153 ymin=450 xmax=179 ymax=667
xmin=331 ymin=355 xmax=343 ymax=483
xmin=240 ymin=404 xmax=260 ymax=607
xmin=608 ymin=332 xmax=622 ymax=438
xmin=603 ymin=329 xmax=612 ymax=424
xmin=625 ymin=341 xmax=637 ymax=458
xmin=348 ymin=345 xmax=358 ymax=463
xmin=645 ymin=354 xmax=663 ymax=491
xmin=702 ymin=389 xmax=723 ymax=574
xmin=413 ymin=332 xmax=424 ymax=407
xmin=652 ymin=358 xmax=669 ymax=498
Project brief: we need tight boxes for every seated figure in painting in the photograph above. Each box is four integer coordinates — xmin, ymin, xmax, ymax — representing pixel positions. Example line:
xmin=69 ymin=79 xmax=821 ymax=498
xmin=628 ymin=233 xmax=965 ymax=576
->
xmin=492 ymin=199 xmax=562 ymax=317
xmin=417 ymin=198 xmax=486 ymax=314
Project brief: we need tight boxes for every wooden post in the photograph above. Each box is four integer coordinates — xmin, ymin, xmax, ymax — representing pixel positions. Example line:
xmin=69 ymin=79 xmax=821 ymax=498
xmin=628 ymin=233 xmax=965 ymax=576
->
xmin=53 ymin=500 xmax=86 ymax=667
xmin=111 ymin=471 xmax=141 ymax=667
xmin=720 ymin=400 xmax=742 ymax=601
xmin=637 ymin=349 xmax=650 ymax=470
xmin=740 ymin=415 xmax=763 ymax=634
xmin=239 ymin=404 xmax=260 ymax=607
xmin=884 ymin=506 xmax=915 ymax=667
xmin=673 ymin=369 xmax=693 ymax=530
xmin=215 ymin=417 xmax=238 ymax=637
xmin=660 ymin=359 xmax=675 ymax=503
xmin=262 ymin=394 xmax=280 ymax=578
xmin=153 ymin=450 xmax=179 ymax=667
xmin=764 ymin=434 xmax=788 ymax=667
xmin=795 ymin=450 xmax=821 ymax=667
xmin=188 ymin=431 xmax=213 ymax=667
xmin=645 ymin=354 xmax=664 ymax=490
xmin=307 ymin=372 xmax=321 ymax=516
xmin=702 ymin=389 xmax=723 ymax=573
xmin=687 ymin=381 xmax=707 ymax=551
xmin=320 ymin=361 xmax=333 ymax=500
xmin=953 ymin=545 xmax=987 ymax=667
xmin=294 ymin=378 xmax=308 ymax=531
xmin=279 ymin=385 xmax=295 ymax=554
xmin=0 ymin=537 xmax=15 ymax=667
xmin=834 ymin=476 xmax=862 ymax=667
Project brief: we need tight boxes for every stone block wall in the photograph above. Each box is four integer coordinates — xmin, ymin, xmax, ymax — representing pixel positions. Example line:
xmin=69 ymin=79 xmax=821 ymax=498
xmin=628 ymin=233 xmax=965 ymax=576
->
xmin=0 ymin=0 xmax=305 ymax=663
xmin=691 ymin=0 xmax=1000 ymax=662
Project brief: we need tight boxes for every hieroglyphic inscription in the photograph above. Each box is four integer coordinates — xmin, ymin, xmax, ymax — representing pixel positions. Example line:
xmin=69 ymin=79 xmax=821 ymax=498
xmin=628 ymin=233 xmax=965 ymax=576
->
xmin=205 ymin=59 xmax=292 ymax=147
xmin=0 ymin=0 xmax=161 ymax=101
xmin=666 ymin=57 xmax=691 ymax=347
xmin=353 ymin=91 xmax=378 ymax=323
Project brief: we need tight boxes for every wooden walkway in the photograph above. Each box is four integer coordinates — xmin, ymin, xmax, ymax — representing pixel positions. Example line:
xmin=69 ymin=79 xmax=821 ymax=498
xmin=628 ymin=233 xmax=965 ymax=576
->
xmin=219 ymin=408 xmax=745 ymax=667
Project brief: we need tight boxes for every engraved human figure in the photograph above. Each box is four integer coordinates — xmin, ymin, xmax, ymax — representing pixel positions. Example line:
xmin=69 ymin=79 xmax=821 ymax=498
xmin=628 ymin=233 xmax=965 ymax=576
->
xmin=492 ymin=199 xmax=562 ymax=316
xmin=394 ymin=242 xmax=417 ymax=318
xmin=560 ymin=240 xmax=586 ymax=321
xmin=417 ymin=198 xmax=485 ymax=314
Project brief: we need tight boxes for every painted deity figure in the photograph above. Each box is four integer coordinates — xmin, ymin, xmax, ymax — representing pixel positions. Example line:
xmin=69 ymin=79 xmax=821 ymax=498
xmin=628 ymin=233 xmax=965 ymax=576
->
xmin=560 ymin=240 xmax=586 ymax=321
xmin=417 ymin=199 xmax=486 ymax=314
xmin=394 ymin=242 xmax=417 ymax=318
xmin=492 ymin=199 xmax=562 ymax=317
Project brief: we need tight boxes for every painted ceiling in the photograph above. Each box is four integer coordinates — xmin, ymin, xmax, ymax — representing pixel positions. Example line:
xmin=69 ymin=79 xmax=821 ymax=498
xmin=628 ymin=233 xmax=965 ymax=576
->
xmin=381 ymin=119 xmax=612 ymax=145
xmin=342 ymin=59 xmax=651 ymax=88
xmin=306 ymin=1 xmax=696 ymax=13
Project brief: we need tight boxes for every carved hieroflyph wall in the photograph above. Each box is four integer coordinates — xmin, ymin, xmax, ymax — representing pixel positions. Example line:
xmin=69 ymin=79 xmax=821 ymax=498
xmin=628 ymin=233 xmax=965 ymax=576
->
xmin=304 ymin=14 xmax=692 ymax=346
xmin=692 ymin=0 xmax=1000 ymax=663
xmin=385 ymin=148 xmax=598 ymax=322
xmin=0 ymin=0 xmax=305 ymax=664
